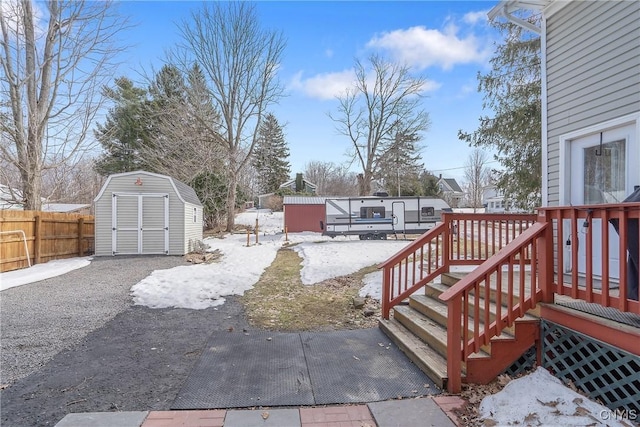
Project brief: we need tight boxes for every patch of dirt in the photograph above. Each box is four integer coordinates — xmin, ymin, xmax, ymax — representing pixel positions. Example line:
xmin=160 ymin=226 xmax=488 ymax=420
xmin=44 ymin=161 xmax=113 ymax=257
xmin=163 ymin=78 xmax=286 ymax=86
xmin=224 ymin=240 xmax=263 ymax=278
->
xmin=242 ymin=248 xmax=381 ymax=331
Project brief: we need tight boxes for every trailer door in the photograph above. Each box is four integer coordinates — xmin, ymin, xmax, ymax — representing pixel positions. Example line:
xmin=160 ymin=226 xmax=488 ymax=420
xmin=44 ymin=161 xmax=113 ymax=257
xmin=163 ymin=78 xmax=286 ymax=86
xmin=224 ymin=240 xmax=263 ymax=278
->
xmin=392 ymin=201 xmax=406 ymax=234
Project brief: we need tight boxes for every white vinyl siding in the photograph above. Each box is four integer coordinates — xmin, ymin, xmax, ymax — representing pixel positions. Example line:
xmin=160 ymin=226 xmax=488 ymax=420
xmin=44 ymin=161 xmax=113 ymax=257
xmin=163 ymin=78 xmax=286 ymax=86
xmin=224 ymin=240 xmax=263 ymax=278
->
xmin=94 ymin=171 xmax=202 ymax=256
xmin=545 ymin=0 xmax=640 ymax=205
xmin=183 ymin=203 xmax=202 ymax=253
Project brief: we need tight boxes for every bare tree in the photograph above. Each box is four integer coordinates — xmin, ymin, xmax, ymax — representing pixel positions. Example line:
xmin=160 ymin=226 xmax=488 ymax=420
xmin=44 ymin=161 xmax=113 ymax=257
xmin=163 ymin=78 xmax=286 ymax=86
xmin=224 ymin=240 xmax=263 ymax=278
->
xmin=175 ymin=2 xmax=286 ymax=231
xmin=42 ymin=156 xmax=105 ymax=204
xmin=464 ymin=148 xmax=491 ymax=212
xmin=0 ymin=0 xmax=128 ymax=210
xmin=304 ymin=161 xmax=358 ymax=196
xmin=330 ymin=55 xmax=430 ymax=196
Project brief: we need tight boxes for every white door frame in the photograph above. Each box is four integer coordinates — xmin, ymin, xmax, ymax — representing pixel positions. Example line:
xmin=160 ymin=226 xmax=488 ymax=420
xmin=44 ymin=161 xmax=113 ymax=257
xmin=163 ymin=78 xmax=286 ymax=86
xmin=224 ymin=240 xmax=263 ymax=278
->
xmin=558 ymin=113 xmax=640 ymax=276
xmin=112 ymin=193 xmax=169 ymax=255
xmin=392 ymin=201 xmax=406 ymax=234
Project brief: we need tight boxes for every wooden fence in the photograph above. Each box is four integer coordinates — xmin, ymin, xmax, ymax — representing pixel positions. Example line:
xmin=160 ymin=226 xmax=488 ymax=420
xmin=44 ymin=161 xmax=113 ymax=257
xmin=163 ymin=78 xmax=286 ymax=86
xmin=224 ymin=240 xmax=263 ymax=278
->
xmin=0 ymin=210 xmax=95 ymax=273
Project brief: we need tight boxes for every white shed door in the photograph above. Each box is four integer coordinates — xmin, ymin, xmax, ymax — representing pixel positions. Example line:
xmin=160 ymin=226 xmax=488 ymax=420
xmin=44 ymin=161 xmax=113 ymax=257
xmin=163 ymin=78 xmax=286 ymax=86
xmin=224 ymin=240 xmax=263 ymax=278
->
xmin=112 ymin=194 xmax=169 ymax=255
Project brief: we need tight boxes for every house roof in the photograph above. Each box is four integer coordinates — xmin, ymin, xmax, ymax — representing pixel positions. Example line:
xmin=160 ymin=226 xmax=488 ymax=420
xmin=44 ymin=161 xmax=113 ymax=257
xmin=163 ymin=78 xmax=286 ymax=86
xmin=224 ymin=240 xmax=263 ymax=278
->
xmin=279 ymin=177 xmax=317 ymax=189
xmin=94 ymin=170 xmax=202 ymax=207
xmin=283 ymin=196 xmax=327 ymax=205
xmin=438 ymin=177 xmax=463 ymax=194
xmin=41 ymin=203 xmax=91 ymax=213
xmin=488 ymin=0 xmax=556 ymax=34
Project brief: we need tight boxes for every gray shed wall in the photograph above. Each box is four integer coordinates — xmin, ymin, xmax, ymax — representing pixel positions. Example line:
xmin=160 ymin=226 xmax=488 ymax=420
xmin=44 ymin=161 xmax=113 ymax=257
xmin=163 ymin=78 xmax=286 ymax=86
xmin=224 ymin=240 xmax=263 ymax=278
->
xmin=95 ymin=172 xmax=201 ymax=256
xmin=545 ymin=0 xmax=640 ymax=205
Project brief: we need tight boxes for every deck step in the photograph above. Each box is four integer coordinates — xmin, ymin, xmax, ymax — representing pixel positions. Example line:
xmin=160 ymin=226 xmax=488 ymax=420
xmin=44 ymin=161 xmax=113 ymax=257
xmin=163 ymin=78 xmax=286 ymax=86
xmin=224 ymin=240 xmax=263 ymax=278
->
xmin=417 ymin=288 xmax=538 ymax=335
xmin=393 ymin=305 xmax=449 ymax=357
xmin=379 ymin=318 xmax=448 ymax=390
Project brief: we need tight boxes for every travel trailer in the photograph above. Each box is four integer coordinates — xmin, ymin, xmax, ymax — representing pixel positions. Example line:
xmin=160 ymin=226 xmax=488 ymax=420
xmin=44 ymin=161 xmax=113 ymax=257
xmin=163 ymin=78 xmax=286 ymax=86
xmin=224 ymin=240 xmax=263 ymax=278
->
xmin=322 ymin=196 xmax=451 ymax=240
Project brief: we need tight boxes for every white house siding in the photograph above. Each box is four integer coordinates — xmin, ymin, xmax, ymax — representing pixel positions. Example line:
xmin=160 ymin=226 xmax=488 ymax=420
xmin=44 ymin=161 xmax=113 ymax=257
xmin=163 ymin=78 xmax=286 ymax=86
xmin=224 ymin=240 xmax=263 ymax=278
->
xmin=545 ymin=0 xmax=640 ymax=205
xmin=95 ymin=172 xmax=189 ymax=255
xmin=183 ymin=203 xmax=203 ymax=253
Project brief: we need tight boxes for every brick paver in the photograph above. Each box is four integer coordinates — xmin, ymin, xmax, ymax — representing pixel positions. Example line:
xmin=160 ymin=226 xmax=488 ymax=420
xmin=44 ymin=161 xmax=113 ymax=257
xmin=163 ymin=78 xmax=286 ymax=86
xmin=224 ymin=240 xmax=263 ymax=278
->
xmin=299 ymin=405 xmax=376 ymax=427
xmin=432 ymin=395 xmax=466 ymax=426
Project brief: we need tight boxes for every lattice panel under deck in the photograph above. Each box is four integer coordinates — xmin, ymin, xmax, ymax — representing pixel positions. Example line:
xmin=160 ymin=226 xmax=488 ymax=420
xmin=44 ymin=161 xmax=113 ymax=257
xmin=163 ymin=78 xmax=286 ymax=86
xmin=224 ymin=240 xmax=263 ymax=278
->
xmin=542 ymin=321 xmax=640 ymax=412
xmin=503 ymin=346 xmax=537 ymax=377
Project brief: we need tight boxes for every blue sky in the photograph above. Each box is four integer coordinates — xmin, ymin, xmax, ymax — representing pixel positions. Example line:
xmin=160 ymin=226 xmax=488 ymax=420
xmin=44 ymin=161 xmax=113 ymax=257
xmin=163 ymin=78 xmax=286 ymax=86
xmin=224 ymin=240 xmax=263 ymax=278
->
xmin=116 ymin=1 xmax=501 ymax=183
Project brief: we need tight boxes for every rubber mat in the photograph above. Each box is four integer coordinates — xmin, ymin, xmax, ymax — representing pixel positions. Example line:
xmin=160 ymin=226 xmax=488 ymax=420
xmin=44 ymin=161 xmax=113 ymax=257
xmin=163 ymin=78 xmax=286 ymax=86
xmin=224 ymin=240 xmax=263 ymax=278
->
xmin=301 ymin=328 xmax=436 ymax=405
xmin=172 ymin=331 xmax=314 ymax=409
xmin=557 ymin=300 xmax=640 ymax=328
xmin=172 ymin=328 xmax=437 ymax=409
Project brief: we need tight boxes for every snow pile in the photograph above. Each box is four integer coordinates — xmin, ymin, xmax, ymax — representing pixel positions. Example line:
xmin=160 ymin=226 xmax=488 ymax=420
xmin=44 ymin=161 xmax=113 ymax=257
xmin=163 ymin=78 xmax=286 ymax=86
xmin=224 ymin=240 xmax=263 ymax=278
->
xmin=480 ymin=367 xmax=632 ymax=426
xmin=131 ymin=232 xmax=281 ymax=309
xmin=292 ymin=240 xmax=409 ymax=285
xmin=359 ymin=270 xmax=383 ymax=299
xmin=235 ymin=209 xmax=283 ymax=234
xmin=0 ymin=257 xmax=92 ymax=291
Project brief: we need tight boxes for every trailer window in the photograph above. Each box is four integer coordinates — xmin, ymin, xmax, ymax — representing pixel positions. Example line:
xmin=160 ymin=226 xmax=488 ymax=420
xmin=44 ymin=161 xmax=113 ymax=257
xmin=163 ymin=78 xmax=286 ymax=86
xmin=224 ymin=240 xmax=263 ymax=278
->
xmin=360 ymin=207 xmax=385 ymax=219
xmin=421 ymin=207 xmax=435 ymax=217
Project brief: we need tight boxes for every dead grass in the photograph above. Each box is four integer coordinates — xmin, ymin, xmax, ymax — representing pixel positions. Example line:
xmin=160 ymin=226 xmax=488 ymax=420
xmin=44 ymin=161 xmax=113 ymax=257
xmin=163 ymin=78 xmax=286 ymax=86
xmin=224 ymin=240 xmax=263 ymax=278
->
xmin=242 ymin=247 xmax=380 ymax=331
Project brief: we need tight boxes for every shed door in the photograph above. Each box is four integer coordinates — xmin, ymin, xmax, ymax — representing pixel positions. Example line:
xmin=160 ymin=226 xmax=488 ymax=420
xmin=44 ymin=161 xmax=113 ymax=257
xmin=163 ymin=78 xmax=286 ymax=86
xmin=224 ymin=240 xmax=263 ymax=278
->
xmin=112 ymin=194 xmax=169 ymax=255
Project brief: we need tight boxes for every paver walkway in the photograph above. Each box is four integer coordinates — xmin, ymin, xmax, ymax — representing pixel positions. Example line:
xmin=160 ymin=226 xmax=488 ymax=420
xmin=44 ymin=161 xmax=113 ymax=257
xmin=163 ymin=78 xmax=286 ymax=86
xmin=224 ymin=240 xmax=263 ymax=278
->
xmin=55 ymin=396 xmax=466 ymax=427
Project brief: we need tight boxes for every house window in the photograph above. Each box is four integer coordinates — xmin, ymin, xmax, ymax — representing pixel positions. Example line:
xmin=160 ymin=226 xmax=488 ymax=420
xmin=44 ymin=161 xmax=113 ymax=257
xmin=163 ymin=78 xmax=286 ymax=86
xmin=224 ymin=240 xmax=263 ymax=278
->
xmin=420 ymin=206 xmax=434 ymax=217
xmin=360 ymin=207 xmax=385 ymax=219
xmin=583 ymin=139 xmax=626 ymax=203
xmin=193 ymin=207 xmax=197 ymax=223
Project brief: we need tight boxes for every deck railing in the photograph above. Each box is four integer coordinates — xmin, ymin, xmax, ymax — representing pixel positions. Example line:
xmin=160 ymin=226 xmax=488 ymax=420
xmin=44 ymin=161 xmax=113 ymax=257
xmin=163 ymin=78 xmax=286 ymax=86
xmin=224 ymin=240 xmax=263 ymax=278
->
xmin=539 ymin=203 xmax=640 ymax=314
xmin=379 ymin=205 xmax=639 ymax=393
xmin=379 ymin=213 xmax=537 ymax=318
xmin=439 ymin=220 xmax=550 ymax=392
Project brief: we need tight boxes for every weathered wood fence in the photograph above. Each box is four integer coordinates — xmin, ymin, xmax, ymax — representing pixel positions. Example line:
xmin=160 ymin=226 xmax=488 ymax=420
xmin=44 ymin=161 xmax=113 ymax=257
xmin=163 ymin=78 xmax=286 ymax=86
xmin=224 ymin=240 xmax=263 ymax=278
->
xmin=0 ymin=210 xmax=95 ymax=273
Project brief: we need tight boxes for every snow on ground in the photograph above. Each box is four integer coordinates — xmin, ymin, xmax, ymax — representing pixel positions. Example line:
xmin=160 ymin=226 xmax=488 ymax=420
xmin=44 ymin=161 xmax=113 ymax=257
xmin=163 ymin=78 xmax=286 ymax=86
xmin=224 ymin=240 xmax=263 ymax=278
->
xmin=1 ymin=211 xmax=631 ymax=425
xmin=132 ymin=210 xmax=410 ymax=308
xmin=480 ymin=367 xmax=633 ymax=426
xmin=292 ymin=239 xmax=410 ymax=285
xmin=0 ymin=257 xmax=92 ymax=291
xmin=359 ymin=270 xmax=383 ymax=299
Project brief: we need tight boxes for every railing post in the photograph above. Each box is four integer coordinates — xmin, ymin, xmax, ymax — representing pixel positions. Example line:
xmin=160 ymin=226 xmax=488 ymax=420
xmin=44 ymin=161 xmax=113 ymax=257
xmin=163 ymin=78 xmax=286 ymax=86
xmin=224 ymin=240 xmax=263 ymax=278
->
xmin=382 ymin=266 xmax=391 ymax=319
xmin=442 ymin=212 xmax=451 ymax=270
xmin=537 ymin=209 xmax=554 ymax=303
xmin=447 ymin=298 xmax=462 ymax=393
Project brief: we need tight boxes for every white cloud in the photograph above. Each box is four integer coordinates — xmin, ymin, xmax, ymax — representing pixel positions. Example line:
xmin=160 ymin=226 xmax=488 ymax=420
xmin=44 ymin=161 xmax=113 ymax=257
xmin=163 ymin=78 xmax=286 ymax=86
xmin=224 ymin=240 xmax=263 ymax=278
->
xmin=289 ymin=68 xmax=441 ymax=100
xmin=463 ymin=10 xmax=489 ymax=25
xmin=325 ymin=48 xmax=334 ymax=59
xmin=366 ymin=24 xmax=490 ymax=71
xmin=288 ymin=69 xmax=355 ymax=100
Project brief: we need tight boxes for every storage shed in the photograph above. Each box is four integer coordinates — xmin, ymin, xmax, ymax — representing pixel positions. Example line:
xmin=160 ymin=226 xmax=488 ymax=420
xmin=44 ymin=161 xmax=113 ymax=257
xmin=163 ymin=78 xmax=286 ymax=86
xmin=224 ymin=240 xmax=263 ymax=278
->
xmin=94 ymin=171 xmax=203 ymax=256
xmin=283 ymin=196 xmax=326 ymax=233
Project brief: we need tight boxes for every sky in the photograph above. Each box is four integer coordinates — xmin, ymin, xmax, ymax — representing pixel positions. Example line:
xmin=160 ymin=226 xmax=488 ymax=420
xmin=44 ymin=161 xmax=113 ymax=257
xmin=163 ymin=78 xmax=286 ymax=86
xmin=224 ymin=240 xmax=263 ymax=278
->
xmin=114 ymin=1 xmax=503 ymax=184
xmin=1 ymin=209 xmax=631 ymax=426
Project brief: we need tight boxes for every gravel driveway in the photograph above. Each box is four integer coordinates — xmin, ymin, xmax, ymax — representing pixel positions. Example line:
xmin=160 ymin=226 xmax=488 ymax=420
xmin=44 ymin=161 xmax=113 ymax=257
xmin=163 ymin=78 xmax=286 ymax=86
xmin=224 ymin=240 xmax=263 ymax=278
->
xmin=0 ymin=256 xmax=252 ymax=427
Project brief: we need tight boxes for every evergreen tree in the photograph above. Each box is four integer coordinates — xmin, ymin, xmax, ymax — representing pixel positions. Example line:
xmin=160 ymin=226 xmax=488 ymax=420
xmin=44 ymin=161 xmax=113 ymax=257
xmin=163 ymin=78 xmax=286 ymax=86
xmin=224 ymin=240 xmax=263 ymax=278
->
xmin=252 ymin=113 xmax=291 ymax=193
xmin=378 ymin=130 xmax=424 ymax=196
xmin=94 ymin=78 xmax=151 ymax=175
xmin=420 ymin=171 xmax=442 ymax=197
xmin=458 ymin=15 xmax=541 ymax=210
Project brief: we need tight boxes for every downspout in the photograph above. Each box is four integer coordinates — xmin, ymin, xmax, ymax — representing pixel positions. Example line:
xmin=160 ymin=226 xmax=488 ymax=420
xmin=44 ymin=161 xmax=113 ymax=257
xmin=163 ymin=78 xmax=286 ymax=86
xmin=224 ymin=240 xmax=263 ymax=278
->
xmin=540 ymin=16 xmax=548 ymax=207
xmin=489 ymin=1 xmax=546 ymax=206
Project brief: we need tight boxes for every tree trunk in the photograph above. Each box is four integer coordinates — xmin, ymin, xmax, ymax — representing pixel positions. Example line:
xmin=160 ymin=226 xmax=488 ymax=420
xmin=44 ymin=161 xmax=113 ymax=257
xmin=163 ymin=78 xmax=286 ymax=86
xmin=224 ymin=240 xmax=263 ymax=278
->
xmin=226 ymin=169 xmax=238 ymax=232
xmin=359 ymin=171 xmax=372 ymax=196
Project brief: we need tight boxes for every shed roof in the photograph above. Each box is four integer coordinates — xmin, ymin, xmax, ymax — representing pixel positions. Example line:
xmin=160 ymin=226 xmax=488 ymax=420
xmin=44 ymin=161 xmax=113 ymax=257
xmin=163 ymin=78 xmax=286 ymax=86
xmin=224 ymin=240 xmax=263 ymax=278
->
xmin=283 ymin=196 xmax=327 ymax=205
xmin=94 ymin=170 xmax=202 ymax=207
